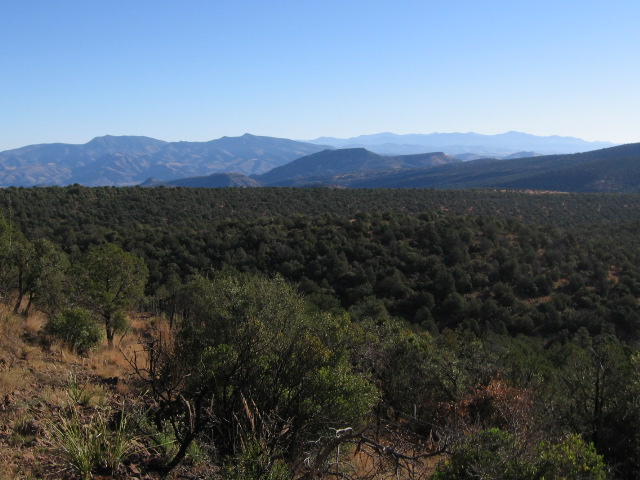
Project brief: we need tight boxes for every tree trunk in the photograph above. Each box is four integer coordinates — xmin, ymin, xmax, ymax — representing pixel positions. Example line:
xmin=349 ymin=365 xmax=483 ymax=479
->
xmin=105 ymin=314 xmax=115 ymax=348
xmin=24 ymin=292 xmax=34 ymax=316
xmin=13 ymin=290 xmax=24 ymax=314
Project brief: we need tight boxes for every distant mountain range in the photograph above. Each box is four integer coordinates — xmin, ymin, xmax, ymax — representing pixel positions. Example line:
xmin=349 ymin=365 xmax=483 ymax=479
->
xmin=0 ymin=134 xmax=328 ymax=187
xmin=255 ymin=142 xmax=640 ymax=192
xmin=308 ymin=131 xmax=616 ymax=157
xmin=145 ymin=142 xmax=640 ymax=193
xmin=0 ymin=131 xmax=635 ymax=191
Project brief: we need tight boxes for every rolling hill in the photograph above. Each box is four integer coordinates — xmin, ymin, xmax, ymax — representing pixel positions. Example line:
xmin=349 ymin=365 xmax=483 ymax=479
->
xmin=256 ymin=148 xmax=460 ymax=186
xmin=140 ymin=172 xmax=260 ymax=188
xmin=318 ymin=143 xmax=640 ymax=192
xmin=139 ymin=143 xmax=640 ymax=193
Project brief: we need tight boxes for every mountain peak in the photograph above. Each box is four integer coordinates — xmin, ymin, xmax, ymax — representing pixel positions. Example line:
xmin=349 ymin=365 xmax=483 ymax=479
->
xmin=85 ymin=135 xmax=167 ymax=149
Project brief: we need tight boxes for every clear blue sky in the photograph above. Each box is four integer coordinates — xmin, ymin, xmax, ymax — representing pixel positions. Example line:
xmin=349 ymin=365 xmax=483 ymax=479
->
xmin=2 ymin=0 xmax=639 ymax=151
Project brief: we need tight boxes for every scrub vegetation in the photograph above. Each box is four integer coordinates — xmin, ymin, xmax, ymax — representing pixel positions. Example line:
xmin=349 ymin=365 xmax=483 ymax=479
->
xmin=1 ymin=186 xmax=640 ymax=478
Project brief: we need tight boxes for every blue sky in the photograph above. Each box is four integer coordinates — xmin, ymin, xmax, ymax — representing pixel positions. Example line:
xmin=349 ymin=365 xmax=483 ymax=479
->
xmin=2 ymin=0 xmax=639 ymax=151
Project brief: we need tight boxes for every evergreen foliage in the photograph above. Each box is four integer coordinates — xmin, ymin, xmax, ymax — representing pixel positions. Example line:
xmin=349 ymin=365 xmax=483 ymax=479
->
xmin=45 ymin=307 xmax=103 ymax=355
xmin=2 ymin=186 xmax=640 ymax=477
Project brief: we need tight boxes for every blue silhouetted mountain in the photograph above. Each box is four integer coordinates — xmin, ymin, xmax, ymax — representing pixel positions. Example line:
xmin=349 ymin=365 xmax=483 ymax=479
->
xmin=330 ymin=143 xmax=640 ymax=192
xmin=0 ymin=134 xmax=330 ymax=187
xmin=309 ymin=131 xmax=615 ymax=156
xmin=3 ymin=132 xmax=637 ymax=191
xmin=257 ymin=148 xmax=460 ymax=186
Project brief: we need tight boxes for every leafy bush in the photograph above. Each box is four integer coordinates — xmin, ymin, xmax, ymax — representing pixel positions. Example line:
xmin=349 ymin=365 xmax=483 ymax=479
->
xmin=433 ymin=429 xmax=606 ymax=480
xmin=537 ymin=434 xmax=607 ymax=480
xmin=433 ymin=428 xmax=536 ymax=480
xmin=46 ymin=307 xmax=103 ymax=355
xmin=140 ymin=273 xmax=377 ymax=472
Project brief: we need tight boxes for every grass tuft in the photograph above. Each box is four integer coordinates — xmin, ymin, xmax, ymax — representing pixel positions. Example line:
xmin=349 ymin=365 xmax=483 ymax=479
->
xmin=46 ymin=410 xmax=103 ymax=480
xmin=46 ymin=406 xmax=140 ymax=479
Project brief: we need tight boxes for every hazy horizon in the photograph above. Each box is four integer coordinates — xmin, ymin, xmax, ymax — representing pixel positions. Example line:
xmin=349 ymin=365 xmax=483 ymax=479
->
xmin=0 ymin=130 xmax=620 ymax=153
xmin=2 ymin=1 xmax=639 ymax=152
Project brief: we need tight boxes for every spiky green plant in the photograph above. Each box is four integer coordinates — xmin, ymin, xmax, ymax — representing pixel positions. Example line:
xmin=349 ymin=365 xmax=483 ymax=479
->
xmin=46 ymin=410 xmax=105 ymax=480
xmin=104 ymin=407 xmax=139 ymax=473
xmin=47 ymin=406 xmax=140 ymax=479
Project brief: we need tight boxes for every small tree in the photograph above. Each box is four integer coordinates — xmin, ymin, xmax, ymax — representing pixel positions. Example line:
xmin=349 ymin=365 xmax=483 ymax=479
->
xmin=76 ymin=243 xmax=148 ymax=348
xmin=14 ymin=238 xmax=69 ymax=315
xmin=9 ymin=235 xmax=35 ymax=313
xmin=432 ymin=428 xmax=535 ymax=480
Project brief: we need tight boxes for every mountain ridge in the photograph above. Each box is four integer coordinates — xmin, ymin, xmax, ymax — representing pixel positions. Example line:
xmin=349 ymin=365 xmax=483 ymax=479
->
xmin=146 ymin=142 xmax=640 ymax=192
xmin=308 ymin=131 xmax=616 ymax=156
xmin=327 ymin=142 xmax=640 ymax=192
xmin=0 ymin=134 xmax=330 ymax=187
xmin=0 ymin=131 xmax=629 ymax=189
xmin=255 ymin=148 xmax=460 ymax=186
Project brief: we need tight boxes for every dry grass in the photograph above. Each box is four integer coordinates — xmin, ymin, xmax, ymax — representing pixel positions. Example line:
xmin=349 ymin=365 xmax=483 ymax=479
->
xmin=88 ymin=348 xmax=130 ymax=379
xmin=554 ymin=277 xmax=569 ymax=289
xmin=0 ymin=303 xmax=15 ymax=323
xmin=85 ymin=314 xmax=164 ymax=387
xmin=1 ymin=310 xmax=148 ymax=476
xmin=24 ymin=311 xmax=46 ymax=336
xmin=0 ymin=306 xmax=22 ymax=349
xmin=19 ymin=345 xmax=40 ymax=362
xmin=332 ymin=444 xmax=444 ymax=480
xmin=0 ymin=308 xmax=177 ymax=479
xmin=0 ymin=368 xmax=31 ymax=392
xmin=37 ymin=385 xmax=66 ymax=407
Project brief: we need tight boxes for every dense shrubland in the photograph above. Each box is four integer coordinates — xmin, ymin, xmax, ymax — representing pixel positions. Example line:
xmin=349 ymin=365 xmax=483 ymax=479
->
xmin=1 ymin=186 xmax=640 ymax=478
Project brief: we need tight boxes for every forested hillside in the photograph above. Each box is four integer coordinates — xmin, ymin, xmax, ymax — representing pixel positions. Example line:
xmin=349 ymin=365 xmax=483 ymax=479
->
xmin=2 ymin=186 xmax=640 ymax=478
xmin=4 ymin=186 xmax=640 ymax=233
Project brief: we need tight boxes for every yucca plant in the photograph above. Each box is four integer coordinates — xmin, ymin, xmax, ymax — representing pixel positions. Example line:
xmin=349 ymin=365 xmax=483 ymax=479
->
xmin=104 ymin=407 xmax=139 ymax=474
xmin=47 ymin=410 xmax=105 ymax=480
xmin=47 ymin=406 xmax=140 ymax=479
xmin=65 ymin=373 xmax=94 ymax=407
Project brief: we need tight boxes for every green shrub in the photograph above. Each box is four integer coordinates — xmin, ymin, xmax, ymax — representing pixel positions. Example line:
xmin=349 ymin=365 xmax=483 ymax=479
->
xmin=46 ymin=307 xmax=103 ymax=355
xmin=433 ymin=428 xmax=536 ymax=480
xmin=537 ymin=434 xmax=607 ymax=480
xmin=433 ymin=429 xmax=606 ymax=480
